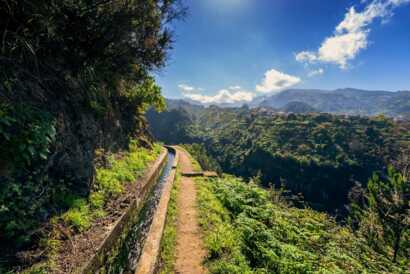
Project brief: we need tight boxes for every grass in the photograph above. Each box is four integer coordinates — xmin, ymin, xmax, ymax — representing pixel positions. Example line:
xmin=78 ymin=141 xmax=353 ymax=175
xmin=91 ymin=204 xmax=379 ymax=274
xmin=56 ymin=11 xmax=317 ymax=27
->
xmin=196 ymin=177 xmax=253 ymax=274
xmin=21 ymin=219 xmax=62 ymax=274
xmin=191 ymin=159 xmax=202 ymax=172
xmin=179 ymin=145 xmax=202 ymax=172
xmin=22 ymin=141 xmax=162 ymax=273
xmin=195 ymin=175 xmax=407 ymax=274
xmin=180 ymin=143 xmax=221 ymax=173
xmin=61 ymin=141 xmax=162 ymax=232
xmin=157 ymin=169 xmax=181 ymax=273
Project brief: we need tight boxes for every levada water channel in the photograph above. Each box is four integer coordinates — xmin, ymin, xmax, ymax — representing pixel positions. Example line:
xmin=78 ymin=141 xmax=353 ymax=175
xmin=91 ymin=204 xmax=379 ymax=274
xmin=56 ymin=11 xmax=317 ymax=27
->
xmin=107 ymin=148 xmax=176 ymax=274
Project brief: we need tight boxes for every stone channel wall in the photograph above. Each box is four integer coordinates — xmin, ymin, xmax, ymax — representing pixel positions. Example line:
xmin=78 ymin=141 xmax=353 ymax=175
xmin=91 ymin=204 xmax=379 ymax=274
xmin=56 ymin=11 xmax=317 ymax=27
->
xmin=134 ymin=146 xmax=179 ymax=274
xmin=78 ymin=148 xmax=169 ymax=274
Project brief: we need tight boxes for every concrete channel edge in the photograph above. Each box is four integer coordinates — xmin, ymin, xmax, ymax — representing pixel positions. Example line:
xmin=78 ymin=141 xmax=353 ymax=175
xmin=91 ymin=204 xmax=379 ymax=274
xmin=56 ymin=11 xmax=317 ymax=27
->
xmin=134 ymin=146 xmax=179 ymax=274
xmin=78 ymin=147 xmax=169 ymax=274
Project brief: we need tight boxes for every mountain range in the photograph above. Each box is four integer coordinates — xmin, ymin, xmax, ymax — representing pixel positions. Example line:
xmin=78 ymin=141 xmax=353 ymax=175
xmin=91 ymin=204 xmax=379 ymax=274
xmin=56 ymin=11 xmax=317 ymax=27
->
xmin=170 ymin=88 xmax=410 ymax=118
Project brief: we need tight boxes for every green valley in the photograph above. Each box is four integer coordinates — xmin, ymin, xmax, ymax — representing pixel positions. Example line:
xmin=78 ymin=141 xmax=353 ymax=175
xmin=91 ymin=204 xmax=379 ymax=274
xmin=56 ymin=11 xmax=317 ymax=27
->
xmin=147 ymin=104 xmax=410 ymax=215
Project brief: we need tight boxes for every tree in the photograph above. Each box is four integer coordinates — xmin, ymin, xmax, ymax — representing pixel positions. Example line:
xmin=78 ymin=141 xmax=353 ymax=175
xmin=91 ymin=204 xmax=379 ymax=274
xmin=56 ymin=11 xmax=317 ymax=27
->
xmin=0 ymin=0 xmax=185 ymax=252
xmin=353 ymin=166 xmax=410 ymax=262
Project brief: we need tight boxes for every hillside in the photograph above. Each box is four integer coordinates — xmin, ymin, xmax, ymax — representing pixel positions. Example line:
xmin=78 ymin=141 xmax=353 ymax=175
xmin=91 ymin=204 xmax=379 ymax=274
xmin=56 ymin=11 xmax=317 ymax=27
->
xmin=152 ymin=147 xmax=410 ymax=273
xmin=147 ymin=105 xmax=410 ymax=215
xmin=195 ymin=175 xmax=408 ymax=273
xmin=279 ymin=101 xmax=318 ymax=113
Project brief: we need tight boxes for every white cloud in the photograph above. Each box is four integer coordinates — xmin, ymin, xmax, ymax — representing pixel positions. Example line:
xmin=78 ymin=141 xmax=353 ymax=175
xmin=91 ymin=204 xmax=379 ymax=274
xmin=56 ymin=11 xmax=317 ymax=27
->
xmin=256 ymin=69 xmax=301 ymax=93
xmin=184 ymin=88 xmax=255 ymax=104
xmin=181 ymin=85 xmax=255 ymax=104
xmin=229 ymin=85 xmax=242 ymax=90
xmin=318 ymin=31 xmax=368 ymax=68
xmin=178 ymin=84 xmax=196 ymax=93
xmin=179 ymin=69 xmax=302 ymax=104
xmin=295 ymin=51 xmax=318 ymax=63
xmin=296 ymin=0 xmax=410 ymax=69
xmin=308 ymin=68 xmax=325 ymax=77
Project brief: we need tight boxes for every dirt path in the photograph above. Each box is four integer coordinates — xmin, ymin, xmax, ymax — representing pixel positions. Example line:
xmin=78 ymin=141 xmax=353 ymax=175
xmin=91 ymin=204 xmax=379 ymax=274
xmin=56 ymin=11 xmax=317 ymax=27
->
xmin=174 ymin=148 xmax=207 ymax=273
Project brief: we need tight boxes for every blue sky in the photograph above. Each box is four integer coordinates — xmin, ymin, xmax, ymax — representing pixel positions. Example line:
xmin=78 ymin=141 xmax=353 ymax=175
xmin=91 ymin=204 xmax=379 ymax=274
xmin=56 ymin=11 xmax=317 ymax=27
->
xmin=155 ymin=0 xmax=410 ymax=104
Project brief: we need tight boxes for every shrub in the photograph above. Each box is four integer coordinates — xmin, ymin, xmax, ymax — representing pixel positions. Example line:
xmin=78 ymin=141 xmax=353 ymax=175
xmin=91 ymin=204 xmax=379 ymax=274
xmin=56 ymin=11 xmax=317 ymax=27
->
xmin=89 ymin=192 xmax=105 ymax=209
xmin=61 ymin=199 xmax=91 ymax=232
xmin=196 ymin=177 xmax=252 ymax=273
xmin=0 ymin=0 xmax=183 ymax=261
xmin=196 ymin=176 xmax=407 ymax=273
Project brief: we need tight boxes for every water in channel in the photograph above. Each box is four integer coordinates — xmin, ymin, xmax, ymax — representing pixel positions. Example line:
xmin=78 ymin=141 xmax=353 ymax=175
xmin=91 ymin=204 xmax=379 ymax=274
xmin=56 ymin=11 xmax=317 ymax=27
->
xmin=108 ymin=149 xmax=175 ymax=274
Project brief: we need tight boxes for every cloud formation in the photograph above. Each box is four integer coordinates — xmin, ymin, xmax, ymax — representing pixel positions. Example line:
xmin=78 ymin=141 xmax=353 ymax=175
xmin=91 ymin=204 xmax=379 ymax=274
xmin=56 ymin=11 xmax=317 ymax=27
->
xmin=184 ymin=89 xmax=255 ymax=104
xmin=178 ymin=84 xmax=197 ymax=93
xmin=180 ymin=85 xmax=255 ymax=104
xmin=179 ymin=68 xmax=301 ymax=104
xmin=308 ymin=68 xmax=325 ymax=77
xmin=256 ymin=69 xmax=301 ymax=93
xmin=229 ymin=85 xmax=242 ymax=90
xmin=296 ymin=0 xmax=410 ymax=69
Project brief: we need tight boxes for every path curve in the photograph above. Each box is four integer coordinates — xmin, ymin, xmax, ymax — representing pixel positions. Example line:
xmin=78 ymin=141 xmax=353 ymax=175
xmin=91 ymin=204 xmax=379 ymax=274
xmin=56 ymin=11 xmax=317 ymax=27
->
xmin=174 ymin=148 xmax=207 ymax=273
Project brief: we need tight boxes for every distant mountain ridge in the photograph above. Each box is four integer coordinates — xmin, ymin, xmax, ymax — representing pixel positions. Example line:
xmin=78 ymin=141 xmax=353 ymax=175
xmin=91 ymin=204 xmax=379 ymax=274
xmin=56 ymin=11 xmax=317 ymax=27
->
xmin=258 ymin=88 xmax=410 ymax=118
xmin=170 ymin=88 xmax=410 ymax=118
xmin=279 ymin=101 xmax=318 ymax=113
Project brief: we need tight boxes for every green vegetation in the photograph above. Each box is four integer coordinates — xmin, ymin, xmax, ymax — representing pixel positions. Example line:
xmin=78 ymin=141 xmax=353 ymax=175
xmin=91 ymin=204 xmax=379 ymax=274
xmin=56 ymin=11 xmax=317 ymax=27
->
xmin=12 ymin=143 xmax=162 ymax=273
xmin=2 ymin=0 xmax=408 ymax=272
xmin=148 ymin=105 xmax=409 ymax=215
xmin=350 ymin=166 xmax=410 ymax=263
xmin=147 ymin=107 xmax=195 ymax=145
xmin=1 ymin=0 xmax=183 ymax=265
xmin=0 ymin=104 xmax=56 ymax=245
xmin=0 ymin=103 xmax=56 ymax=168
xmin=157 ymin=170 xmax=181 ymax=273
xmin=196 ymin=177 xmax=251 ymax=273
xmin=61 ymin=198 xmax=92 ymax=232
xmin=181 ymin=144 xmax=221 ymax=173
xmin=196 ymin=175 xmax=408 ymax=273
xmin=62 ymin=142 xmax=162 ymax=232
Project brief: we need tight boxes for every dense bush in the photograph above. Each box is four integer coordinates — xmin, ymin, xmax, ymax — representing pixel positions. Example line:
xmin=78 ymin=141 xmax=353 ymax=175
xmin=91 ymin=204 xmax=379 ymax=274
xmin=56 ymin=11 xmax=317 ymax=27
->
xmin=181 ymin=143 xmax=222 ymax=173
xmin=0 ymin=0 xmax=182 ymax=81
xmin=0 ymin=104 xmax=56 ymax=169
xmin=0 ymin=104 xmax=56 ymax=245
xmin=16 ymin=142 xmax=162 ymax=273
xmin=349 ymin=166 xmax=410 ymax=263
xmin=196 ymin=176 xmax=408 ymax=273
xmin=0 ymin=0 xmax=183 ymax=264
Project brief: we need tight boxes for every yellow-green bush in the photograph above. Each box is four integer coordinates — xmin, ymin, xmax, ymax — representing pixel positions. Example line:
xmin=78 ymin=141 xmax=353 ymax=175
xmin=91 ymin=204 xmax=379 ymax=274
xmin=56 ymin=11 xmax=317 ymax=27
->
xmin=94 ymin=143 xmax=161 ymax=200
xmin=61 ymin=143 xmax=162 ymax=232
